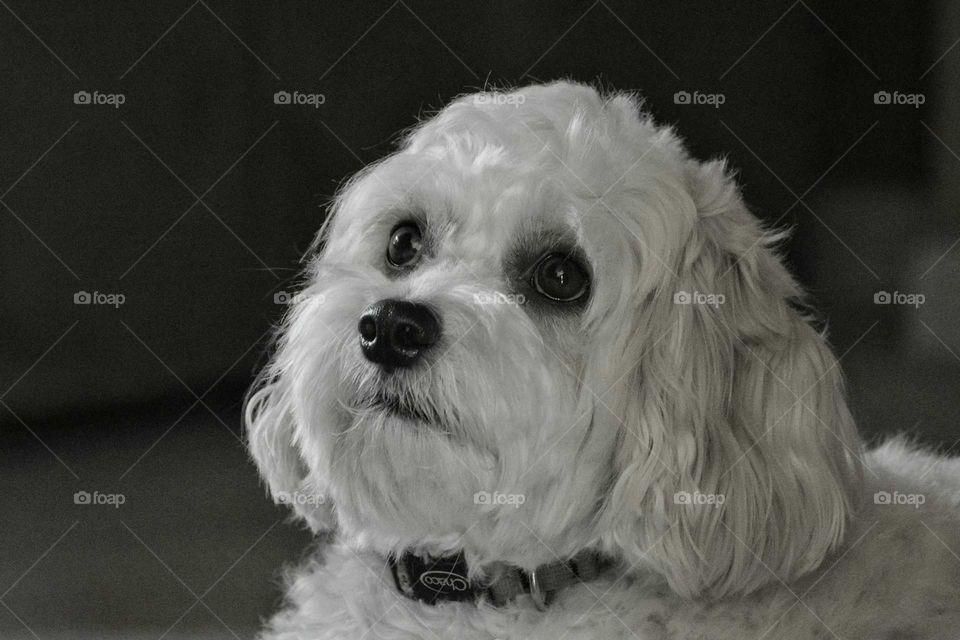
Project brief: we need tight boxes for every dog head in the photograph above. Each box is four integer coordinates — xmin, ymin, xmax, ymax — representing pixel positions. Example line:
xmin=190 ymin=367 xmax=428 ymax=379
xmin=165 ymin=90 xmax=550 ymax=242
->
xmin=246 ymin=81 xmax=862 ymax=598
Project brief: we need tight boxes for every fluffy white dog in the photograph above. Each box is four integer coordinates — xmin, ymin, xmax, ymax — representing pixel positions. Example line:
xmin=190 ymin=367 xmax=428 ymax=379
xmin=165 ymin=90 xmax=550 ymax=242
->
xmin=246 ymin=81 xmax=960 ymax=639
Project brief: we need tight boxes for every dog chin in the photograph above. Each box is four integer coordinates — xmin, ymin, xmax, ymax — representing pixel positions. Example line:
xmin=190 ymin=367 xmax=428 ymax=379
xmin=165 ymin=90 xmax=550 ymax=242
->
xmin=324 ymin=390 xmax=497 ymax=538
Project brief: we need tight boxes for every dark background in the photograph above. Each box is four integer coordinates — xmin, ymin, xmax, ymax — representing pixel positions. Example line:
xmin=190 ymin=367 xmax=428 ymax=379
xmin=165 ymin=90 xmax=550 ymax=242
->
xmin=2 ymin=2 xmax=958 ymax=638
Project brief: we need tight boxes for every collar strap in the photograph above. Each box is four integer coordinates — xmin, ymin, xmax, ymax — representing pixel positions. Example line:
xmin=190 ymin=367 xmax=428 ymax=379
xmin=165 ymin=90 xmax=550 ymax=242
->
xmin=389 ymin=549 xmax=609 ymax=610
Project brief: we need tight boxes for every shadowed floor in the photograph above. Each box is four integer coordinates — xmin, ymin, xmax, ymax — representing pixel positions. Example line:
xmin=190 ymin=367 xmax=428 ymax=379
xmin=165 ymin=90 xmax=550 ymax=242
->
xmin=0 ymin=402 xmax=312 ymax=640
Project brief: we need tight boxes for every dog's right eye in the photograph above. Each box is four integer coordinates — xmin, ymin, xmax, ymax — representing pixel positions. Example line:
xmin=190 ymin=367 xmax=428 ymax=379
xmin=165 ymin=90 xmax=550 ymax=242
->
xmin=531 ymin=253 xmax=590 ymax=303
xmin=387 ymin=222 xmax=423 ymax=268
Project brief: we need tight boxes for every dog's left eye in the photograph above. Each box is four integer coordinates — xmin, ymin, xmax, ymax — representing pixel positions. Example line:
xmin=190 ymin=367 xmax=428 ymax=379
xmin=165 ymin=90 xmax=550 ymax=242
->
xmin=387 ymin=222 xmax=423 ymax=268
xmin=532 ymin=253 xmax=589 ymax=303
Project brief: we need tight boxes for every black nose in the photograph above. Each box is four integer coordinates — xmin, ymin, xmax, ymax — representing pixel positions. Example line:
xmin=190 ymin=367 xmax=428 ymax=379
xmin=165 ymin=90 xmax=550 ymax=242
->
xmin=358 ymin=299 xmax=442 ymax=371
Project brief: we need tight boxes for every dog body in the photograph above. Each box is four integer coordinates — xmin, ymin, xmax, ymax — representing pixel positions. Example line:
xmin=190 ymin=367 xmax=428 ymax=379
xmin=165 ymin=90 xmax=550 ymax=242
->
xmin=248 ymin=82 xmax=960 ymax=639
xmin=262 ymin=441 xmax=960 ymax=640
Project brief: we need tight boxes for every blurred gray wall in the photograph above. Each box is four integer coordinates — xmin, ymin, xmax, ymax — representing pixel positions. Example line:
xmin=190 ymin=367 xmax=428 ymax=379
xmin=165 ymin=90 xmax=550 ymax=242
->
xmin=2 ymin=2 xmax=955 ymax=441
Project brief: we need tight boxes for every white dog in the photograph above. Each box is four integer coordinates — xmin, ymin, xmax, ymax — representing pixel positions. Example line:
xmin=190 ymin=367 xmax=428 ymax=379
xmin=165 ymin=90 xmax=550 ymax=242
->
xmin=246 ymin=82 xmax=960 ymax=639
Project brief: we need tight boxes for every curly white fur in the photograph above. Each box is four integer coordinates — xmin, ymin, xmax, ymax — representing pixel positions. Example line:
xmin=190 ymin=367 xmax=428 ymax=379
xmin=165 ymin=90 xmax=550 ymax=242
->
xmin=246 ymin=81 xmax=960 ymax=639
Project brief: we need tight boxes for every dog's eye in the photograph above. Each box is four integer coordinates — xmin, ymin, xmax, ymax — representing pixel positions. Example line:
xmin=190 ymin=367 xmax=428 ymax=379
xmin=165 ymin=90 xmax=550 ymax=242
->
xmin=387 ymin=222 xmax=423 ymax=268
xmin=532 ymin=254 xmax=589 ymax=303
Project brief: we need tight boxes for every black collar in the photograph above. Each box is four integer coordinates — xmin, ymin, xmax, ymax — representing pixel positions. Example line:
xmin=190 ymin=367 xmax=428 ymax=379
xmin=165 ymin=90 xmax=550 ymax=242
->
xmin=389 ymin=549 xmax=610 ymax=610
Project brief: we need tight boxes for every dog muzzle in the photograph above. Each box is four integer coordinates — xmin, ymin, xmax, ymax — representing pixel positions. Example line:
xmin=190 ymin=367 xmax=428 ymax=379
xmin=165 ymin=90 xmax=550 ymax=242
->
xmin=389 ymin=549 xmax=610 ymax=610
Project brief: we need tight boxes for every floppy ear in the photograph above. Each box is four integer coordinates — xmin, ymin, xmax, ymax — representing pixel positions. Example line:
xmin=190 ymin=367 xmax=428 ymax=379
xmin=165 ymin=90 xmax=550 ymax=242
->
xmin=599 ymin=159 xmax=863 ymax=599
xmin=245 ymin=361 xmax=333 ymax=531
xmin=245 ymin=204 xmax=344 ymax=532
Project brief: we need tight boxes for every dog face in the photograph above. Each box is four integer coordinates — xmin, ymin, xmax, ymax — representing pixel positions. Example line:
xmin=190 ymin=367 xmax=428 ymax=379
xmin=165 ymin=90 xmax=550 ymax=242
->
xmin=247 ymin=82 xmax=863 ymax=598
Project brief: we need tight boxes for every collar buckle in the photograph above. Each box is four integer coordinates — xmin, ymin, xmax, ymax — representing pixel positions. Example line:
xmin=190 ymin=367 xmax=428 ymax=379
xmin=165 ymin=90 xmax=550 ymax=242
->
xmin=527 ymin=567 xmax=549 ymax=611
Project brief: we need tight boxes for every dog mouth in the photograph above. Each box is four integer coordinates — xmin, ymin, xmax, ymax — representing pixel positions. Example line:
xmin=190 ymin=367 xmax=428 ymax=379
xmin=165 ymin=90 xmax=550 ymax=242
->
xmin=352 ymin=388 xmax=497 ymax=462
xmin=363 ymin=390 xmax=447 ymax=426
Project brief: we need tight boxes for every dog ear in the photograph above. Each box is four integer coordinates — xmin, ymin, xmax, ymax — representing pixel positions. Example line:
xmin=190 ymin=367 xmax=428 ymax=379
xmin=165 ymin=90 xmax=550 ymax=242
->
xmin=245 ymin=365 xmax=332 ymax=531
xmin=599 ymin=159 xmax=863 ymax=599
